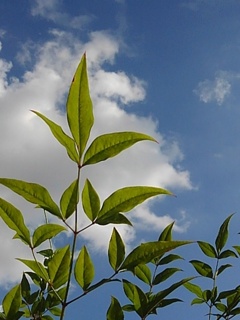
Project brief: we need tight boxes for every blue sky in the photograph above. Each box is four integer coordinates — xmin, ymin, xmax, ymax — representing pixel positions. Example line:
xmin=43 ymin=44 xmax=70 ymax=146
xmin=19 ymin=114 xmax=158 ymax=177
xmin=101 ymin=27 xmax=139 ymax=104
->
xmin=1 ymin=0 xmax=240 ymax=319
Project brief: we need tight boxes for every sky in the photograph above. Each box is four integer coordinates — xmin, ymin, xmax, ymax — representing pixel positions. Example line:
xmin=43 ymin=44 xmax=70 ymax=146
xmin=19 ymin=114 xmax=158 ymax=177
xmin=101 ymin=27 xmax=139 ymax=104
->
xmin=1 ymin=0 xmax=240 ymax=319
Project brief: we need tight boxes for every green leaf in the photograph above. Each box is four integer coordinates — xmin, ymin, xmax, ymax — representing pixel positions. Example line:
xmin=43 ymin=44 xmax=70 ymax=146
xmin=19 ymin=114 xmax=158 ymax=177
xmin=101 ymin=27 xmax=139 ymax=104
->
xmin=32 ymin=224 xmax=66 ymax=248
xmin=21 ymin=273 xmax=30 ymax=300
xmin=133 ymin=265 xmax=152 ymax=285
xmin=233 ymin=245 xmax=240 ymax=256
xmin=106 ymin=296 xmax=124 ymax=320
xmin=31 ymin=110 xmax=79 ymax=163
xmin=152 ymin=268 xmax=182 ymax=285
xmin=37 ymin=249 xmax=54 ymax=258
xmin=0 ymin=198 xmax=31 ymax=246
xmin=215 ymin=302 xmax=227 ymax=312
xmin=17 ymin=259 xmax=49 ymax=282
xmin=74 ymin=246 xmax=94 ymax=290
xmin=120 ymin=241 xmax=191 ymax=270
xmin=191 ymin=298 xmax=205 ymax=305
xmin=48 ymin=245 xmax=70 ymax=289
xmin=158 ymin=222 xmax=174 ymax=241
xmin=147 ymin=278 xmax=193 ymax=313
xmin=96 ymin=213 xmax=132 ymax=226
xmin=197 ymin=241 xmax=217 ymax=258
xmin=184 ymin=282 xmax=203 ymax=298
xmin=2 ymin=284 xmax=21 ymax=318
xmin=49 ymin=307 xmax=61 ymax=316
xmin=219 ymin=249 xmax=238 ymax=259
xmin=82 ymin=131 xmax=157 ymax=166
xmin=66 ymin=53 xmax=94 ymax=159
xmin=42 ymin=316 xmax=54 ymax=320
xmin=157 ymin=254 xmax=183 ymax=266
xmin=96 ymin=186 xmax=172 ymax=224
xmin=0 ymin=178 xmax=61 ymax=218
xmin=190 ymin=260 xmax=213 ymax=278
xmin=108 ymin=228 xmax=125 ymax=271
xmin=60 ymin=179 xmax=79 ymax=219
xmin=82 ymin=179 xmax=100 ymax=221
xmin=217 ymin=264 xmax=232 ymax=276
xmin=122 ymin=280 xmax=147 ymax=317
xmin=215 ymin=214 xmax=234 ymax=254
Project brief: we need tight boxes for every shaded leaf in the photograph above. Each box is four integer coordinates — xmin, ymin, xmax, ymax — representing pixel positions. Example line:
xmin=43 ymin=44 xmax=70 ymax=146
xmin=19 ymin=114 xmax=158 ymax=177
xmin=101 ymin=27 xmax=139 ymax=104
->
xmin=190 ymin=260 xmax=213 ymax=278
xmin=60 ymin=179 xmax=79 ymax=219
xmin=108 ymin=228 xmax=125 ymax=271
xmin=157 ymin=254 xmax=183 ymax=266
xmin=122 ymin=280 xmax=147 ymax=317
xmin=48 ymin=246 xmax=70 ymax=289
xmin=219 ymin=249 xmax=238 ymax=259
xmin=121 ymin=241 xmax=191 ymax=270
xmin=74 ymin=246 xmax=94 ymax=290
xmin=21 ymin=273 xmax=30 ymax=300
xmin=67 ymin=53 xmax=94 ymax=159
xmin=215 ymin=214 xmax=234 ymax=253
xmin=147 ymin=278 xmax=193 ymax=313
xmin=31 ymin=110 xmax=79 ymax=163
xmin=106 ymin=296 xmax=124 ymax=320
xmin=0 ymin=198 xmax=31 ymax=245
xmin=0 ymin=178 xmax=61 ymax=218
xmin=33 ymin=224 xmax=66 ymax=248
xmin=83 ymin=132 xmax=157 ymax=166
xmin=82 ymin=179 xmax=100 ymax=221
xmin=96 ymin=213 xmax=132 ymax=226
xmin=197 ymin=241 xmax=217 ymax=258
xmin=153 ymin=268 xmax=182 ymax=285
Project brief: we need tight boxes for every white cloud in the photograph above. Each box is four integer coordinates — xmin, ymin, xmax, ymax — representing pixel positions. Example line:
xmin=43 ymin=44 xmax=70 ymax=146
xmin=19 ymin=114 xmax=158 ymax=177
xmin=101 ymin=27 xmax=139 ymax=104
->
xmin=31 ymin=0 xmax=94 ymax=29
xmin=194 ymin=72 xmax=231 ymax=105
xmin=0 ymin=30 xmax=192 ymax=286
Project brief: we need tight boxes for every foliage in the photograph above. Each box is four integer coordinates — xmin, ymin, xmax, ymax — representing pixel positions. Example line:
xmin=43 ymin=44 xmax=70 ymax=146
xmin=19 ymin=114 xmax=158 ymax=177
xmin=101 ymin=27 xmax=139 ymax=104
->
xmin=0 ymin=54 xmax=239 ymax=320
xmin=0 ymin=54 xmax=192 ymax=320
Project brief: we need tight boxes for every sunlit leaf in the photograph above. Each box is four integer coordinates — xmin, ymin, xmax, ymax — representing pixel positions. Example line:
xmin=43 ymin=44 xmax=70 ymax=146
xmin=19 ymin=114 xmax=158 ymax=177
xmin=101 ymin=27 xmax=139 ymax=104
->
xmin=82 ymin=131 xmax=157 ymax=166
xmin=31 ymin=111 xmax=79 ymax=163
xmin=96 ymin=186 xmax=172 ymax=224
xmin=190 ymin=260 xmax=213 ymax=278
xmin=32 ymin=224 xmax=66 ymax=248
xmin=60 ymin=179 xmax=79 ymax=219
xmin=158 ymin=222 xmax=174 ymax=241
xmin=106 ymin=296 xmax=124 ymax=320
xmin=133 ymin=265 xmax=152 ymax=285
xmin=184 ymin=282 xmax=203 ymax=298
xmin=215 ymin=214 xmax=234 ymax=254
xmin=82 ymin=179 xmax=100 ymax=221
xmin=48 ymin=246 xmax=70 ymax=289
xmin=66 ymin=53 xmax=94 ymax=159
xmin=0 ymin=178 xmax=61 ymax=218
xmin=122 ymin=280 xmax=147 ymax=317
xmin=74 ymin=246 xmax=94 ymax=290
xmin=0 ymin=198 xmax=31 ymax=246
xmin=2 ymin=284 xmax=21 ymax=318
xmin=121 ymin=241 xmax=191 ymax=270
xmin=191 ymin=298 xmax=205 ymax=305
xmin=17 ymin=259 xmax=49 ymax=282
xmin=108 ymin=228 xmax=125 ymax=271
xmin=197 ymin=241 xmax=217 ymax=258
